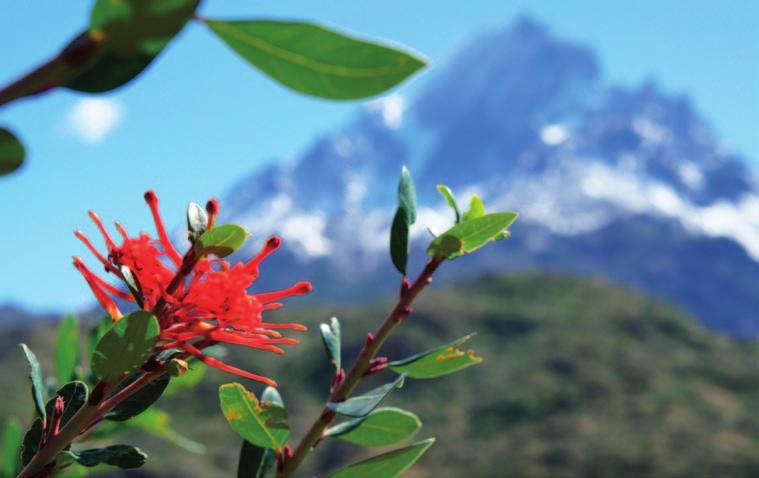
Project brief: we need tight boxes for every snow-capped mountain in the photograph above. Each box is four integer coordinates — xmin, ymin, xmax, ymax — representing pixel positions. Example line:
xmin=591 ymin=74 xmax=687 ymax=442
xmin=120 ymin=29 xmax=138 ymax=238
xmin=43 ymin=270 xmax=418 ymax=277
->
xmin=220 ymin=18 xmax=759 ymax=336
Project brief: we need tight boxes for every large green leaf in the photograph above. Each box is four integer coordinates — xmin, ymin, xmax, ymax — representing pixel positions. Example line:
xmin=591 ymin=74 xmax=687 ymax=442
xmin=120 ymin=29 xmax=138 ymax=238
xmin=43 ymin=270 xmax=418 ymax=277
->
xmin=326 ymin=407 xmax=421 ymax=447
xmin=55 ymin=315 xmax=81 ymax=385
xmin=19 ymin=344 xmax=46 ymax=419
xmin=238 ymin=440 xmax=276 ymax=478
xmin=327 ymin=375 xmax=405 ymax=418
xmin=106 ymin=374 xmax=170 ymax=421
xmin=2 ymin=417 xmax=22 ymax=477
xmin=91 ymin=311 xmax=160 ymax=383
xmin=388 ymin=334 xmax=482 ymax=379
xmin=195 ymin=224 xmax=250 ymax=258
xmin=65 ymin=0 xmax=200 ymax=93
xmin=0 ymin=128 xmax=25 ymax=176
xmin=319 ymin=317 xmax=341 ymax=372
xmin=204 ymin=19 xmax=426 ymax=100
xmin=427 ymin=212 xmax=518 ymax=259
xmin=328 ymin=438 xmax=435 ymax=478
xmin=63 ymin=445 xmax=147 ymax=469
xmin=219 ymin=383 xmax=289 ymax=450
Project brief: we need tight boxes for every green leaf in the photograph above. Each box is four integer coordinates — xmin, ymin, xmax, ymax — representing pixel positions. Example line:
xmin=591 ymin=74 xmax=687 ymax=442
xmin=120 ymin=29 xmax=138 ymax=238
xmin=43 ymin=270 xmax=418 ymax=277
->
xmin=127 ymin=408 xmax=205 ymax=453
xmin=65 ymin=0 xmax=200 ymax=92
xmin=163 ymin=362 xmax=205 ymax=397
xmin=427 ymin=212 xmax=518 ymax=259
xmin=463 ymin=194 xmax=485 ymax=222
xmin=2 ymin=417 xmax=22 ymax=477
xmin=186 ymin=202 xmax=209 ymax=242
xmin=388 ymin=334 xmax=482 ymax=379
xmin=55 ymin=315 xmax=81 ymax=385
xmin=397 ymin=166 xmax=417 ymax=224
xmin=64 ymin=445 xmax=147 ymax=469
xmin=219 ymin=383 xmax=289 ymax=449
xmin=91 ymin=311 xmax=160 ymax=383
xmin=21 ymin=382 xmax=88 ymax=466
xmin=204 ymin=19 xmax=426 ymax=100
xmin=106 ymin=374 xmax=170 ymax=421
xmin=326 ymin=407 xmax=421 ymax=447
xmin=327 ymin=374 xmax=405 ymax=418
xmin=0 ymin=128 xmax=25 ymax=176
xmin=238 ymin=441 xmax=276 ymax=478
xmin=328 ymin=438 xmax=435 ymax=478
xmin=19 ymin=344 xmax=46 ymax=419
xmin=389 ymin=209 xmax=410 ymax=276
xmin=195 ymin=224 xmax=250 ymax=258
xmin=436 ymin=185 xmax=461 ymax=224
xmin=390 ymin=166 xmax=417 ymax=276
xmin=319 ymin=317 xmax=341 ymax=372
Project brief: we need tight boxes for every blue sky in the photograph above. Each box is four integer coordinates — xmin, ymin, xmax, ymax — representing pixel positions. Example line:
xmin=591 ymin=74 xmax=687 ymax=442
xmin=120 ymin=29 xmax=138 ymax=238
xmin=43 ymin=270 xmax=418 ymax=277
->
xmin=1 ymin=0 xmax=757 ymax=311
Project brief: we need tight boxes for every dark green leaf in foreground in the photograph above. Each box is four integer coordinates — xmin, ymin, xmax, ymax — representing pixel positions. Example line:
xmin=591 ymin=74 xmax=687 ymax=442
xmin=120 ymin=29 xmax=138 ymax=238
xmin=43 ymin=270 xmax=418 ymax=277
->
xmin=204 ymin=19 xmax=426 ymax=100
xmin=55 ymin=315 xmax=81 ymax=385
xmin=20 ymin=419 xmax=42 ymax=467
xmin=320 ymin=317 xmax=342 ymax=372
xmin=327 ymin=374 xmax=405 ymax=418
xmin=91 ymin=311 xmax=160 ymax=383
xmin=106 ymin=374 xmax=170 ymax=422
xmin=238 ymin=440 xmax=276 ymax=478
xmin=219 ymin=383 xmax=289 ymax=449
xmin=328 ymin=438 xmax=435 ymax=478
xmin=195 ymin=224 xmax=249 ymax=258
xmin=427 ymin=212 xmax=517 ymax=259
xmin=0 ymin=128 xmax=25 ymax=176
xmin=65 ymin=444 xmax=147 ymax=469
xmin=2 ymin=417 xmax=23 ymax=477
xmin=436 ymin=184 xmax=461 ymax=224
xmin=19 ymin=344 xmax=46 ymax=419
xmin=65 ymin=0 xmax=200 ymax=92
xmin=326 ymin=407 xmax=421 ymax=447
xmin=388 ymin=334 xmax=482 ymax=379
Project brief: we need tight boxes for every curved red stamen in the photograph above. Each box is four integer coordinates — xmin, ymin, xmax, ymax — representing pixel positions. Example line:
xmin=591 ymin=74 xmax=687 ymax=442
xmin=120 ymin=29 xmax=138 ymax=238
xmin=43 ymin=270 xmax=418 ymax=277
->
xmin=144 ymin=190 xmax=183 ymax=267
xmin=206 ymin=198 xmax=219 ymax=229
xmin=182 ymin=342 xmax=276 ymax=387
xmin=88 ymin=211 xmax=117 ymax=251
xmin=256 ymin=281 xmax=312 ymax=304
xmin=73 ymin=257 xmax=122 ymax=320
xmin=74 ymin=230 xmax=121 ymax=276
xmin=245 ymin=236 xmax=281 ymax=275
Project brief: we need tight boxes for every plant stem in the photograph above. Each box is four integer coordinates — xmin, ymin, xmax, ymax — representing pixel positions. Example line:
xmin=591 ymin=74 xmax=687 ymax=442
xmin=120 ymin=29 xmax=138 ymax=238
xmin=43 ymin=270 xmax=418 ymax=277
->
xmin=278 ymin=257 xmax=444 ymax=477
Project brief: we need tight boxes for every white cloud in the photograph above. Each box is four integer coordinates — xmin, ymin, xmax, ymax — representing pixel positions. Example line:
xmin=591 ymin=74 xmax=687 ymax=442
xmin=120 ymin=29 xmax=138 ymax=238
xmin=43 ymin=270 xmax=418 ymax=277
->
xmin=66 ymin=98 xmax=122 ymax=144
xmin=540 ymin=124 xmax=569 ymax=145
xmin=365 ymin=94 xmax=406 ymax=129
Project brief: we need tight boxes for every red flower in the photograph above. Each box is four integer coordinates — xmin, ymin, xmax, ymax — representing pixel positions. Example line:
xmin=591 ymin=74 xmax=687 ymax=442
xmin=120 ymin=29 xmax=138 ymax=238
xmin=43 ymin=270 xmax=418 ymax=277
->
xmin=74 ymin=190 xmax=312 ymax=386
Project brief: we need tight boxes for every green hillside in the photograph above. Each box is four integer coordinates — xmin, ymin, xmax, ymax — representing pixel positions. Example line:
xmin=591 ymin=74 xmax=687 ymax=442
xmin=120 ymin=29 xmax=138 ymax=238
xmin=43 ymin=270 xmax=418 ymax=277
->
xmin=3 ymin=273 xmax=759 ymax=477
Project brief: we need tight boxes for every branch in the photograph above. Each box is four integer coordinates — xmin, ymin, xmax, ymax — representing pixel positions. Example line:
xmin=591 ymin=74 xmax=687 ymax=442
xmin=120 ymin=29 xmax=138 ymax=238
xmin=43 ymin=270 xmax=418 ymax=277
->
xmin=278 ymin=257 xmax=445 ymax=477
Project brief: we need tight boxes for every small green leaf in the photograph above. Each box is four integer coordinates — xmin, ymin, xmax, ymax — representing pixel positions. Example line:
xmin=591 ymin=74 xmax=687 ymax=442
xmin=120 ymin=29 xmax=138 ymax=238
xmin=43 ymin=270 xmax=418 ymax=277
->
xmin=55 ymin=315 xmax=81 ymax=385
xmin=397 ymin=166 xmax=417 ymax=224
xmin=195 ymin=224 xmax=250 ymax=258
xmin=65 ymin=0 xmax=200 ymax=92
xmin=19 ymin=344 xmax=46 ymax=419
xmin=163 ymin=362 xmax=205 ymax=397
xmin=0 ymin=128 xmax=25 ymax=176
xmin=106 ymin=374 xmax=170 ymax=422
xmin=91 ymin=311 xmax=160 ymax=383
xmin=388 ymin=334 xmax=482 ymax=379
xmin=2 ymin=417 xmax=23 ymax=477
xmin=328 ymin=438 xmax=435 ymax=478
xmin=436 ymin=185 xmax=461 ymax=224
xmin=319 ymin=317 xmax=341 ymax=372
xmin=326 ymin=407 xmax=421 ymax=447
xmin=427 ymin=212 xmax=518 ymax=259
xmin=238 ymin=441 xmax=276 ymax=478
xmin=204 ymin=19 xmax=426 ymax=100
xmin=187 ymin=202 xmax=209 ymax=242
xmin=327 ymin=374 xmax=405 ymax=418
xmin=65 ymin=444 xmax=147 ymax=469
xmin=219 ymin=383 xmax=289 ymax=449
xmin=463 ymin=194 xmax=485 ymax=222
xmin=389 ymin=209 xmax=410 ymax=276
